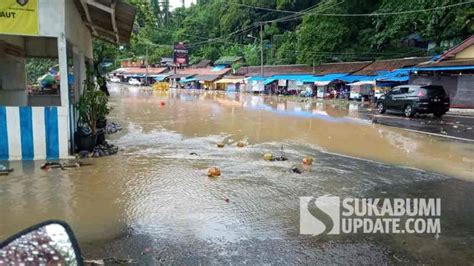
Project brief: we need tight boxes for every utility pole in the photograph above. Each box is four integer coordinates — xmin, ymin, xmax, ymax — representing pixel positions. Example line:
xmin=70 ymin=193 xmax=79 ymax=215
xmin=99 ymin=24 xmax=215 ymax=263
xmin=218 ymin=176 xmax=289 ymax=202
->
xmin=260 ymin=22 xmax=264 ymax=79
xmin=145 ymin=43 xmax=149 ymax=86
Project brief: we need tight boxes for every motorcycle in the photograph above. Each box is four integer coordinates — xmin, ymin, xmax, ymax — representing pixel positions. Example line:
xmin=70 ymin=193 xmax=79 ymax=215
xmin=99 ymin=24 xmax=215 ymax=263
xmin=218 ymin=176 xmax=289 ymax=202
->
xmin=0 ymin=220 xmax=83 ymax=265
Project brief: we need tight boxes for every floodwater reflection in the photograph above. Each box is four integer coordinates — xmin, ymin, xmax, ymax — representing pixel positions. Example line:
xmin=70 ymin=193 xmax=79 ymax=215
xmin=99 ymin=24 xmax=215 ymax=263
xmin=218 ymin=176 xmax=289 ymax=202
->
xmin=0 ymin=87 xmax=473 ymax=264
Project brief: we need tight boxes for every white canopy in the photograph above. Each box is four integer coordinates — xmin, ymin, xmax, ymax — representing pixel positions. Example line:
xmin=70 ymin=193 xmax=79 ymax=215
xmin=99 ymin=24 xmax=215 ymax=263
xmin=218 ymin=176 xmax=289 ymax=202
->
xmin=215 ymin=78 xmax=244 ymax=84
xmin=348 ymin=80 xmax=376 ymax=86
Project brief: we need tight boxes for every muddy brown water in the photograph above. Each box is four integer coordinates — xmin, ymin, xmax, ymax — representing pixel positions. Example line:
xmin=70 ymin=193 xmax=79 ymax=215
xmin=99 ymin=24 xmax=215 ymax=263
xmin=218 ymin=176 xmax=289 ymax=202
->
xmin=1 ymin=87 xmax=473 ymax=264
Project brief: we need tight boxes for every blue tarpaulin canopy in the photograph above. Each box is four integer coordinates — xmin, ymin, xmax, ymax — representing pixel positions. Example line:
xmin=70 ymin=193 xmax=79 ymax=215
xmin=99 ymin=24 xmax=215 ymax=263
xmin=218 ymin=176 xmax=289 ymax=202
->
xmin=212 ymin=65 xmax=226 ymax=72
xmin=410 ymin=65 xmax=474 ymax=71
xmin=262 ymin=74 xmax=348 ymax=85
xmin=126 ymin=74 xmax=144 ymax=78
xmin=302 ymin=73 xmax=348 ymax=83
xmin=152 ymin=74 xmax=170 ymax=81
xmin=179 ymin=77 xmax=197 ymax=83
xmin=247 ymin=76 xmax=266 ymax=82
xmin=375 ymin=69 xmax=410 ymax=82
xmin=337 ymin=75 xmax=372 ymax=83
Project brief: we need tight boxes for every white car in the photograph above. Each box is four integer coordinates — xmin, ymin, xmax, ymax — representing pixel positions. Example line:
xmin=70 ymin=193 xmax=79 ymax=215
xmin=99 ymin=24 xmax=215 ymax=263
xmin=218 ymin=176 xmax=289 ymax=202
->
xmin=128 ymin=78 xmax=141 ymax=86
xmin=110 ymin=77 xmax=121 ymax=83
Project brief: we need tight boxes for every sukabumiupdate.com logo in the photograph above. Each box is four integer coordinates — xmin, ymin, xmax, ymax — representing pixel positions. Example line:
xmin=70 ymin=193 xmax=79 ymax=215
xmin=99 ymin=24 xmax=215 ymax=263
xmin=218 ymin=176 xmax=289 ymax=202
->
xmin=300 ymin=196 xmax=441 ymax=235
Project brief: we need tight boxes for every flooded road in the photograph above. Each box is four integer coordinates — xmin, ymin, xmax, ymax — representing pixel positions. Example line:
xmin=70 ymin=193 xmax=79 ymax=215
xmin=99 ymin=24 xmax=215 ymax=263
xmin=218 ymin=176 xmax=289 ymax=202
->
xmin=1 ymin=87 xmax=473 ymax=264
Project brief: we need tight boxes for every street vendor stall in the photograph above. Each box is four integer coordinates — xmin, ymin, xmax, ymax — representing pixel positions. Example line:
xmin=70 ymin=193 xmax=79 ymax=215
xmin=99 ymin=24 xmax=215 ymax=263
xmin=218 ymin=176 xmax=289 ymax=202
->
xmin=215 ymin=77 xmax=244 ymax=91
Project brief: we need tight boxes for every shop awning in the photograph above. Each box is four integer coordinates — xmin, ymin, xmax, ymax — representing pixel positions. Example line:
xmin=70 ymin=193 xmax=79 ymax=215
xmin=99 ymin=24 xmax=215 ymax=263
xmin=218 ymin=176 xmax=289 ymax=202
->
xmin=314 ymin=81 xmax=332 ymax=86
xmin=74 ymin=0 xmax=137 ymax=44
xmin=263 ymin=78 xmax=278 ymax=85
xmin=349 ymin=80 xmax=376 ymax=86
xmin=306 ymin=73 xmax=348 ymax=84
xmin=179 ymin=77 xmax=197 ymax=83
xmin=195 ymin=75 xmax=221 ymax=82
xmin=247 ymin=76 xmax=266 ymax=82
xmin=153 ymin=74 xmax=171 ymax=81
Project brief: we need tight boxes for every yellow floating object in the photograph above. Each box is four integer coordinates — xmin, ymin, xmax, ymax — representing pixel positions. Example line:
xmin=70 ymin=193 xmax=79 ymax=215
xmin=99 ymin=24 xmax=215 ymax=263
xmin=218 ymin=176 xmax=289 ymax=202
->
xmin=263 ymin=153 xmax=273 ymax=161
xmin=207 ymin=167 xmax=221 ymax=177
xmin=237 ymin=141 xmax=245 ymax=148
xmin=303 ymin=156 xmax=314 ymax=166
xmin=217 ymin=142 xmax=225 ymax=148
xmin=153 ymin=82 xmax=170 ymax=91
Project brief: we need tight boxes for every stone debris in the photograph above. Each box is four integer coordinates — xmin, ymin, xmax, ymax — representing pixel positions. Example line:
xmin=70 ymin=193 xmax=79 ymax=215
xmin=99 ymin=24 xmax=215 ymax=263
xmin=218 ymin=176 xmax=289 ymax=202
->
xmin=92 ymin=143 xmax=119 ymax=158
xmin=105 ymin=121 xmax=123 ymax=135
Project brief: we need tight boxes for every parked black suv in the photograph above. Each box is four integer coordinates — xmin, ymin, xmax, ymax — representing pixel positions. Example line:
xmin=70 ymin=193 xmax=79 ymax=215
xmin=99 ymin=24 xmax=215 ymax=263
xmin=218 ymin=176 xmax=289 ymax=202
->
xmin=376 ymin=85 xmax=450 ymax=118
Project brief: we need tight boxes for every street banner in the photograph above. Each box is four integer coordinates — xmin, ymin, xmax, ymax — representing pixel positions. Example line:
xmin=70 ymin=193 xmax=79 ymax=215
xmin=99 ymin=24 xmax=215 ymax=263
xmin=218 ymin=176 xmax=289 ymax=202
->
xmin=0 ymin=0 xmax=39 ymax=36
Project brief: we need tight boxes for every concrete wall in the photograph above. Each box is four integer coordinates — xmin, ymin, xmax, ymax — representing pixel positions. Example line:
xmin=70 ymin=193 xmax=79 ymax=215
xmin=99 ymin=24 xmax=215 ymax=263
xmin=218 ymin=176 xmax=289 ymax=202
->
xmin=0 ymin=52 xmax=27 ymax=106
xmin=65 ymin=0 xmax=93 ymax=59
xmin=410 ymin=74 xmax=474 ymax=108
xmin=0 ymin=0 xmax=94 ymax=160
xmin=0 ymin=106 xmax=69 ymax=160
xmin=37 ymin=0 xmax=65 ymax=37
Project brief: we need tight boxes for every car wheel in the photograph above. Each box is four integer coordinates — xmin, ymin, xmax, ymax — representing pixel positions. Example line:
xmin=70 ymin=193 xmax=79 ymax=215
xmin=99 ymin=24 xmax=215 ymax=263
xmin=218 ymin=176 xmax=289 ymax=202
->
xmin=433 ymin=111 xmax=445 ymax=118
xmin=377 ymin=102 xmax=386 ymax=114
xmin=404 ymin=105 xmax=415 ymax=117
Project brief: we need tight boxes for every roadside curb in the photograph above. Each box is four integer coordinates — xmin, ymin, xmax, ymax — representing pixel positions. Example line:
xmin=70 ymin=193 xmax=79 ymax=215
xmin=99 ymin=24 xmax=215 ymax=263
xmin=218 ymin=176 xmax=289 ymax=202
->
xmin=447 ymin=109 xmax=474 ymax=117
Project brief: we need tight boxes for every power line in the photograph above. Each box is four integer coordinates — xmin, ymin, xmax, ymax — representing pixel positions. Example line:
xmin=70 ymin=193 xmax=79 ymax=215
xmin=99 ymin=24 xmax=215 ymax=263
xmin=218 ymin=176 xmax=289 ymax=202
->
xmin=225 ymin=2 xmax=301 ymax=15
xmin=227 ymin=0 xmax=474 ymax=18
xmin=185 ymin=0 xmax=338 ymax=48
xmin=262 ymin=0 xmax=344 ymax=24
xmin=316 ymin=1 xmax=474 ymax=17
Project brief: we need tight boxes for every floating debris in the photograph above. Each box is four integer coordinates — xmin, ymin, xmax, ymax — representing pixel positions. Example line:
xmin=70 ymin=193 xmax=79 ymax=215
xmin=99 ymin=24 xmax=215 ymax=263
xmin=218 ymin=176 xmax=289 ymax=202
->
xmin=160 ymin=101 xmax=166 ymax=106
xmin=92 ymin=143 xmax=119 ymax=157
xmin=303 ymin=156 xmax=314 ymax=166
xmin=263 ymin=153 xmax=273 ymax=161
xmin=105 ymin=121 xmax=122 ymax=135
xmin=207 ymin=167 xmax=221 ymax=177
xmin=40 ymin=162 xmax=63 ymax=170
xmin=0 ymin=164 xmax=13 ymax=175
xmin=190 ymin=152 xmax=199 ymax=156
xmin=236 ymin=141 xmax=245 ymax=148
xmin=290 ymin=167 xmax=302 ymax=174
xmin=84 ymin=258 xmax=136 ymax=265
xmin=217 ymin=142 xmax=225 ymax=148
xmin=274 ymin=145 xmax=288 ymax=161
xmin=223 ymin=197 xmax=230 ymax=203
xmin=40 ymin=161 xmax=92 ymax=170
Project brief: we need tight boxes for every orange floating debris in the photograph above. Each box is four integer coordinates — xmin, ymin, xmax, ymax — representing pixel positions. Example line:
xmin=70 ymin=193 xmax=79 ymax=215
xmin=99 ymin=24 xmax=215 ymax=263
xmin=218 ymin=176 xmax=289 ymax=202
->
xmin=303 ymin=156 xmax=314 ymax=166
xmin=207 ymin=167 xmax=221 ymax=177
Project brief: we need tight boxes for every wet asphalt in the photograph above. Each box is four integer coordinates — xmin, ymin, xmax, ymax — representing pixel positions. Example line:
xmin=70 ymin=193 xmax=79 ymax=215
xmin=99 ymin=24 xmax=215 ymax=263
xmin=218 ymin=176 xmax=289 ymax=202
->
xmin=358 ymin=105 xmax=474 ymax=142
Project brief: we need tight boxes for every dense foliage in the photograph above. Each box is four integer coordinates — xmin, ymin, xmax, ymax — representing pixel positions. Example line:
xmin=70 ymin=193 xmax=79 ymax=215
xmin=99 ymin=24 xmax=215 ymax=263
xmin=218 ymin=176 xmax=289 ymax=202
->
xmin=100 ymin=0 xmax=474 ymax=66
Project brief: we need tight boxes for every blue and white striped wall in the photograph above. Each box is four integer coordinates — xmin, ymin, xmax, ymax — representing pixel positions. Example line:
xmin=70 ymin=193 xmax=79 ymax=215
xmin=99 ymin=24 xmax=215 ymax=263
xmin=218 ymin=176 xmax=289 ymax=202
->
xmin=0 ymin=106 xmax=69 ymax=161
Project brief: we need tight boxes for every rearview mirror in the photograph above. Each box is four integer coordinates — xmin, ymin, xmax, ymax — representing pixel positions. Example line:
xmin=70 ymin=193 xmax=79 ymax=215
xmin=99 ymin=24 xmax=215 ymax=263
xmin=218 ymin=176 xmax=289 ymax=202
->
xmin=0 ymin=220 xmax=83 ymax=265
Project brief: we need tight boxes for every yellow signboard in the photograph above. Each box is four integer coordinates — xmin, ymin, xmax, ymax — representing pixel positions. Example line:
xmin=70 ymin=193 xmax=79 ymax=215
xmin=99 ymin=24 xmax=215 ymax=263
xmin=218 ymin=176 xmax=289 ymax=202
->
xmin=0 ymin=0 xmax=38 ymax=36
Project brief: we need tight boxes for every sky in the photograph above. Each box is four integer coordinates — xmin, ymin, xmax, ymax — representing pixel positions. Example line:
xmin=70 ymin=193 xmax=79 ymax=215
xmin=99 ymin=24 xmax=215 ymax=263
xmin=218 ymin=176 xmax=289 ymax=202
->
xmin=169 ymin=0 xmax=196 ymax=10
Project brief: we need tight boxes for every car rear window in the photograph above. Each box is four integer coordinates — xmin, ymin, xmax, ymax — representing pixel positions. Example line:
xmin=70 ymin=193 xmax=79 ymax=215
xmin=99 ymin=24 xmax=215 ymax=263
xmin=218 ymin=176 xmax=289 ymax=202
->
xmin=421 ymin=86 xmax=447 ymax=96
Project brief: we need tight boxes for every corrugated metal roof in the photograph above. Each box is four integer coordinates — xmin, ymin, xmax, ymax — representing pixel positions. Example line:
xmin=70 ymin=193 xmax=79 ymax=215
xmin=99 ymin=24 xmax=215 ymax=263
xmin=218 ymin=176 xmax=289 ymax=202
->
xmin=353 ymin=57 xmax=430 ymax=75
xmin=195 ymin=75 xmax=221 ymax=82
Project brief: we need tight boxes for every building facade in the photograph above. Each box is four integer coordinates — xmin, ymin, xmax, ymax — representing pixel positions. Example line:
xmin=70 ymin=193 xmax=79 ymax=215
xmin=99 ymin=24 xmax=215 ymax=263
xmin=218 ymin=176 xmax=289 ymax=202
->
xmin=0 ymin=0 xmax=135 ymax=161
